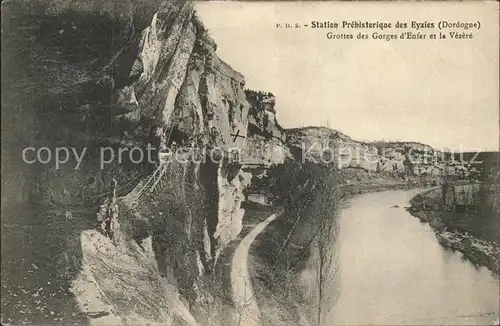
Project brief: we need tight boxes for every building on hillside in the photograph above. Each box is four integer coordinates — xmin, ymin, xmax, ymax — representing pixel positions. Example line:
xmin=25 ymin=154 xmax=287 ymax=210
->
xmin=442 ymin=182 xmax=482 ymax=214
xmin=247 ymin=193 xmax=270 ymax=206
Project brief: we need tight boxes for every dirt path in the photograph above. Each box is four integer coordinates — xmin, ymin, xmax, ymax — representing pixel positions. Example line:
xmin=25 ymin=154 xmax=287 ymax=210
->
xmin=230 ymin=213 xmax=278 ymax=326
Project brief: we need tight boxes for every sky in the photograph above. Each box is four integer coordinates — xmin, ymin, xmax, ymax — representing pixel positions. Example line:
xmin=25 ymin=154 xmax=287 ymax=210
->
xmin=195 ymin=1 xmax=499 ymax=151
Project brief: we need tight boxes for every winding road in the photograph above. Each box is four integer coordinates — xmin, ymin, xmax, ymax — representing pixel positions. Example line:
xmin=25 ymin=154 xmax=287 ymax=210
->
xmin=230 ymin=213 xmax=278 ymax=326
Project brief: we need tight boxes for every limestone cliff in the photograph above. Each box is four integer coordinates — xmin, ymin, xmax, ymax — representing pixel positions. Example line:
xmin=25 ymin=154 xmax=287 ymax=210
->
xmin=2 ymin=1 xmax=250 ymax=324
xmin=111 ymin=0 xmax=250 ymax=273
xmin=243 ymin=90 xmax=289 ymax=167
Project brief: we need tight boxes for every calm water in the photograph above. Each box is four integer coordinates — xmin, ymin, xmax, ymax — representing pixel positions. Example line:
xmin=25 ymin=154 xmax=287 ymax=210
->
xmin=326 ymin=189 xmax=499 ymax=325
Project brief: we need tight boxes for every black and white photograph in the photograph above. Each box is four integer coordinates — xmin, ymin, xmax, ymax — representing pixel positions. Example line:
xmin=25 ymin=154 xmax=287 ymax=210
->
xmin=1 ymin=1 xmax=499 ymax=325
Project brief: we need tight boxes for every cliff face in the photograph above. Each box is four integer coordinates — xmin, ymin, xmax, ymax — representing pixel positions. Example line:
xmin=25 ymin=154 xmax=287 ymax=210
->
xmin=112 ymin=0 xmax=250 ymax=270
xmin=123 ymin=6 xmax=249 ymax=149
xmin=2 ymin=1 xmax=251 ymax=324
xmin=243 ymin=90 xmax=289 ymax=167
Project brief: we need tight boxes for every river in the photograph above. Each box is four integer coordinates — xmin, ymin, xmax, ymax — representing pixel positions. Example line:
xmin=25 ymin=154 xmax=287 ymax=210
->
xmin=325 ymin=189 xmax=499 ymax=325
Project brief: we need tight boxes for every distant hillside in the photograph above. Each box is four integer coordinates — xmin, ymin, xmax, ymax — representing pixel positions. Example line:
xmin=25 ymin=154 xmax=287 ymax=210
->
xmin=281 ymin=126 xmax=496 ymax=182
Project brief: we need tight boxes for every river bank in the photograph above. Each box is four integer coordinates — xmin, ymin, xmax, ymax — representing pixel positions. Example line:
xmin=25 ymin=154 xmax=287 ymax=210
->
xmin=406 ymin=207 xmax=500 ymax=275
xmin=248 ymin=181 xmax=421 ymax=325
xmin=328 ymin=190 xmax=499 ymax=325
xmin=406 ymin=189 xmax=499 ymax=275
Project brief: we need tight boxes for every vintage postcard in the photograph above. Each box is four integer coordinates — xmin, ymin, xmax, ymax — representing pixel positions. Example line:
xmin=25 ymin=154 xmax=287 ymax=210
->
xmin=1 ymin=1 xmax=499 ymax=325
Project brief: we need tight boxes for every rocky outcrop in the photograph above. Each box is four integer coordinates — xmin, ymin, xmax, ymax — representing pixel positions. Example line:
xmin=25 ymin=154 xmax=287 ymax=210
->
xmin=72 ymin=230 xmax=198 ymax=326
xmin=2 ymin=1 xmax=252 ymax=323
xmin=245 ymin=90 xmax=283 ymax=141
xmin=243 ymin=90 xmax=289 ymax=167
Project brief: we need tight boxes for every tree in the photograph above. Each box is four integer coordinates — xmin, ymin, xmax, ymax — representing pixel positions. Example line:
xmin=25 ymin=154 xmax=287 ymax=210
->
xmin=308 ymin=171 xmax=344 ymax=326
xmin=232 ymin=272 xmax=260 ymax=326
xmin=276 ymin=162 xmax=345 ymax=325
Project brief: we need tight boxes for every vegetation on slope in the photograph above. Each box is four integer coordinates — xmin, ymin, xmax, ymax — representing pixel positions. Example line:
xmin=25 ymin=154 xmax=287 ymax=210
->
xmin=248 ymin=157 xmax=346 ymax=325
